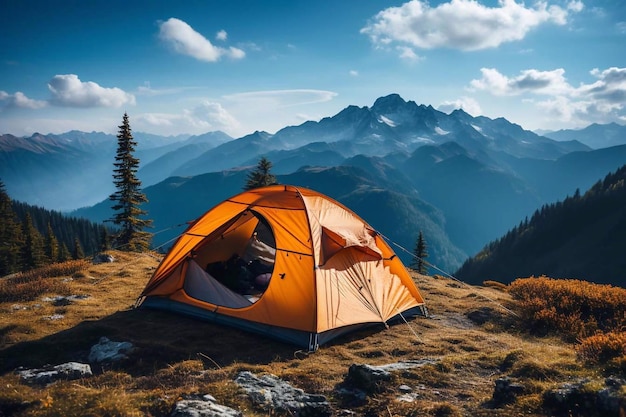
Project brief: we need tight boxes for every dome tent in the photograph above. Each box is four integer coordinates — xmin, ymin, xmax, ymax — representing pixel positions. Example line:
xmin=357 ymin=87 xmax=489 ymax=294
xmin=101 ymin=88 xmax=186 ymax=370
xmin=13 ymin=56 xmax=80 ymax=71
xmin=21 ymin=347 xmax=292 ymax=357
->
xmin=138 ymin=185 xmax=426 ymax=351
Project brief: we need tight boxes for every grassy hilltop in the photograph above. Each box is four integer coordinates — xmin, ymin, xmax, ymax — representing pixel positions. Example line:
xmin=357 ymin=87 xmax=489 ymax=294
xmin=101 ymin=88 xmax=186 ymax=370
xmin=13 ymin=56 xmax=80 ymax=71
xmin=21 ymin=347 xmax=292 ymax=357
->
xmin=0 ymin=251 xmax=624 ymax=416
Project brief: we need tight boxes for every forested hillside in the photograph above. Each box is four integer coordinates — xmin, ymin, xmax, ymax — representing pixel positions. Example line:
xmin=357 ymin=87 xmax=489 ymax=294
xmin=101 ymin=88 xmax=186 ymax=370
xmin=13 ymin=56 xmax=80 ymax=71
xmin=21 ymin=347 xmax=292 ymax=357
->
xmin=455 ymin=164 xmax=626 ymax=286
xmin=0 ymin=181 xmax=110 ymax=275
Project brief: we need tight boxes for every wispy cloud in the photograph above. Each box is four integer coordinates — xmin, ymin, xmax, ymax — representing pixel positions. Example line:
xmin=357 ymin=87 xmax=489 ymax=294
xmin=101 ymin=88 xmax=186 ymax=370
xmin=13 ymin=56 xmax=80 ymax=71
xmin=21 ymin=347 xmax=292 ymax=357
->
xmin=135 ymin=101 xmax=240 ymax=134
xmin=361 ymin=0 xmax=583 ymax=54
xmin=437 ymin=96 xmax=482 ymax=116
xmin=224 ymin=89 xmax=338 ymax=107
xmin=396 ymin=46 xmax=423 ymax=61
xmin=158 ymin=18 xmax=244 ymax=62
xmin=216 ymin=29 xmax=228 ymax=41
xmin=47 ymin=74 xmax=135 ymax=108
xmin=0 ymin=91 xmax=47 ymax=109
xmin=469 ymin=66 xmax=626 ymax=126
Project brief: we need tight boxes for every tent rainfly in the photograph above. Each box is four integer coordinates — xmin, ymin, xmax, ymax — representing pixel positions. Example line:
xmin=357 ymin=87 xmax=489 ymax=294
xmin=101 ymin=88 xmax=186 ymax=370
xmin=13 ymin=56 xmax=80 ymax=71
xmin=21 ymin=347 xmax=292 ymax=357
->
xmin=138 ymin=185 xmax=427 ymax=351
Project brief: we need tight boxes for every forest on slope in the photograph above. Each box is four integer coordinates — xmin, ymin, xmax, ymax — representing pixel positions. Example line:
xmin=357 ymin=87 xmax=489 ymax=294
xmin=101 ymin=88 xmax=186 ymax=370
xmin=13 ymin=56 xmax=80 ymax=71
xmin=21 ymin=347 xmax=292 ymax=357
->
xmin=455 ymin=164 xmax=626 ymax=286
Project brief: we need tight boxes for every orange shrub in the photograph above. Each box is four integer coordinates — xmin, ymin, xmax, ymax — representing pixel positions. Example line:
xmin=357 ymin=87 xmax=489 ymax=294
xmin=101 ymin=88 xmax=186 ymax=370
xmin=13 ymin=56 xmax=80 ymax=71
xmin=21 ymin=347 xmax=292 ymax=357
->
xmin=482 ymin=280 xmax=508 ymax=291
xmin=508 ymin=276 xmax=626 ymax=339
xmin=576 ymin=331 xmax=626 ymax=364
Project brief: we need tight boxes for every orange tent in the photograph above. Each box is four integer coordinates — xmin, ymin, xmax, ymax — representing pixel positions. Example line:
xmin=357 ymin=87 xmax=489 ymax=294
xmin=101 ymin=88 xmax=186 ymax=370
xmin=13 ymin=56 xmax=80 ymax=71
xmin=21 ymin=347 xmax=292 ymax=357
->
xmin=139 ymin=185 xmax=426 ymax=350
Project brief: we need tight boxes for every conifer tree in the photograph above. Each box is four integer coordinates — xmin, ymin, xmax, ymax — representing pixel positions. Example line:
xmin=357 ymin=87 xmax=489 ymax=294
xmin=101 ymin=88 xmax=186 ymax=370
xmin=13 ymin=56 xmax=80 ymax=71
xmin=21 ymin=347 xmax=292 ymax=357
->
xmin=44 ymin=222 xmax=59 ymax=263
xmin=108 ymin=113 xmax=153 ymax=251
xmin=72 ymin=236 xmax=84 ymax=260
xmin=244 ymin=157 xmax=278 ymax=190
xmin=99 ymin=227 xmax=110 ymax=252
xmin=0 ymin=180 xmax=22 ymax=275
xmin=412 ymin=231 xmax=429 ymax=275
xmin=20 ymin=213 xmax=45 ymax=271
xmin=58 ymin=242 xmax=71 ymax=262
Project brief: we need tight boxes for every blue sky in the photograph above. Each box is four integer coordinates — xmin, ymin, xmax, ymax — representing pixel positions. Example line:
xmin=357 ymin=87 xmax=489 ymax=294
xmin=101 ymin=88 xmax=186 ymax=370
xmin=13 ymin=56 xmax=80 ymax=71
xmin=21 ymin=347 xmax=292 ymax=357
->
xmin=1 ymin=0 xmax=625 ymax=138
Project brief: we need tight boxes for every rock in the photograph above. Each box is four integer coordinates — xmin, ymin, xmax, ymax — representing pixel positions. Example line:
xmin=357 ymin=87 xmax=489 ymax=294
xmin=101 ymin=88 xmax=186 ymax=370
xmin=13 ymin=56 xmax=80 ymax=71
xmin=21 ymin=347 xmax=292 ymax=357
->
xmin=343 ymin=360 xmax=438 ymax=394
xmin=334 ymin=386 xmax=367 ymax=405
xmin=466 ymin=307 xmax=494 ymax=325
xmin=88 ymin=336 xmax=134 ymax=363
xmin=543 ymin=376 xmax=625 ymax=417
xmin=17 ymin=362 xmax=92 ymax=385
xmin=42 ymin=295 xmax=90 ymax=306
xmin=398 ymin=384 xmax=413 ymax=393
xmin=92 ymin=253 xmax=115 ymax=264
xmin=170 ymin=394 xmax=241 ymax=417
xmin=235 ymin=371 xmax=332 ymax=417
xmin=345 ymin=364 xmax=392 ymax=394
xmin=491 ymin=377 xmax=525 ymax=406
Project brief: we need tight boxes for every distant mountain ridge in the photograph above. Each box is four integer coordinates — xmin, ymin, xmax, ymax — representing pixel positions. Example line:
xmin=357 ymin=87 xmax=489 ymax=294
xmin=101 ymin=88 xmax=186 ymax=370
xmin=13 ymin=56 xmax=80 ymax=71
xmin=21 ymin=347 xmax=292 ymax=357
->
xmin=543 ymin=122 xmax=626 ymax=149
xmin=3 ymin=94 xmax=626 ymax=275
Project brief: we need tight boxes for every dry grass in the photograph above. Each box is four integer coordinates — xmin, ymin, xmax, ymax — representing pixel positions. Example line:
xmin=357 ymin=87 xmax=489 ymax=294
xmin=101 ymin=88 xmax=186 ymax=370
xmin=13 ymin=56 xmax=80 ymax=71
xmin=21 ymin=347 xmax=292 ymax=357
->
xmin=0 ymin=254 xmax=614 ymax=416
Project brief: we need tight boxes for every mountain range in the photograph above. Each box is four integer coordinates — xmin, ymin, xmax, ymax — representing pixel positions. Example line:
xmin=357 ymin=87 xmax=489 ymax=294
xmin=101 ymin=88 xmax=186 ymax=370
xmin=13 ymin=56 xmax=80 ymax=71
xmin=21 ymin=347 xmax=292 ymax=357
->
xmin=2 ymin=94 xmax=626 ymax=275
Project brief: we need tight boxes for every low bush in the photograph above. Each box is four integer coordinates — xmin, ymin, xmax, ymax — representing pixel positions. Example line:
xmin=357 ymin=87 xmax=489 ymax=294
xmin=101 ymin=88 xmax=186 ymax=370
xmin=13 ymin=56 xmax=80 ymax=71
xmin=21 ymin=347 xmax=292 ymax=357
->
xmin=508 ymin=276 xmax=626 ymax=340
xmin=0 ymin=260 xmax=87 ymax=302
xmin=576 ymin=331 xmax=626 ymax=364
xmin=482 ymin=280 xmax=508 ymax=291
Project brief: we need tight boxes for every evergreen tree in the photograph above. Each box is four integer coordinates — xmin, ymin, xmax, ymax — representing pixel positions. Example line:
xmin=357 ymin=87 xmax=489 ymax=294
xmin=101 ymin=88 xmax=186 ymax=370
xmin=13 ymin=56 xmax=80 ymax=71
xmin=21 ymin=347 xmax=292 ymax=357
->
xmin=44 ymin=222 xmax=59 ymax=263
xmin=58 ymin=242 xmax=71 ymax=262
xmin=108 ymin=113 xmax=153 ymax=251
xmin=72 ymin=236 xmax=84 ymax=260
xmin=412 ymin=231 xmax=429 ymax=275
xmin=244 ymin=157 xmax=278 ymax=190
xmin=99 ymin=227 xmax=110 ymax=252
xmin=0 ymin=180 xmax=22 ymax=275
xmin=20 ymin=213 xmax=45 ymax=271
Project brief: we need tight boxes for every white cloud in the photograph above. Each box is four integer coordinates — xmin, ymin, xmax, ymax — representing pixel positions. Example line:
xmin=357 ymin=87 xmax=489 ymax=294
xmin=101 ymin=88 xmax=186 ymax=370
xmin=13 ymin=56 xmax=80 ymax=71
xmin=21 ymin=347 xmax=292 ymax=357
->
xmin=186 ymin=101 xmax=240 ymax=131
xmin=396 ymin=46 xmax=422 ymax=61
xmin=470 ymin=66 xmax=626 ymax=126
xmin=361 ymin=0 xmax=582 ymax=53
xmin=0 ymin=90 xmax=47 ymax=109
xmin=158 ymin=18 xmax=245 ymax=61
xmin=580 ymin=67 xmax=626 ymax=104
xmin=567 ymin=1 xmax=584 ymax=13
xmin=349 ymin=70 xmax=359 ymax=77
xmin=437 ymin=96 xmax=482 ymax=116
xmin=469 ymin=68 xmax=572 ymax=96
xmin=224 ymin=89 xmax=338 ymax=107
xmin=216 ymin=29 xmax=228 ymax=41
xmin=136 ymin=101 xmax=240 ymax=135
xmin=47 ymin=74 xmax=135 ymax=108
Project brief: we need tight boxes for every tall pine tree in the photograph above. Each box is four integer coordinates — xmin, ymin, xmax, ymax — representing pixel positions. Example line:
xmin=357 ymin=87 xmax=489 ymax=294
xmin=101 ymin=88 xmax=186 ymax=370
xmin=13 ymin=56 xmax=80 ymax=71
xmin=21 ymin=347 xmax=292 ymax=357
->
xmin=108 ymin=113 xmax=153 ymax=251
xmin=0 ymin=180 xmax=22 ymax=275
xmin=244 ymin=157 xmax=277 ymax=190
xmin=20 ymin=213 xmax=45 ymax=271
xmin=412 ymin=231 xmax=429 ymax=275
xmin=44 ymin=222 xmax=59 ymax=263
xmin=72 ymin=236 xmax=84 ymax=260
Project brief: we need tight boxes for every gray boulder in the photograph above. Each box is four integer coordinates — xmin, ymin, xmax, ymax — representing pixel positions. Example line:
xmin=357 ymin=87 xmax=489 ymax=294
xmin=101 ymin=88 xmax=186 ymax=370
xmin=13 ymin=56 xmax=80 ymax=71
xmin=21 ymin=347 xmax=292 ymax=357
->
xmin=170 ymin=394 xmax=241 ymax=417
xmin=92 ymin=253 xmax=115 ymax=264
xmin=543 ymin=376 xmax=625 ymax=417
xmin=491 ymin=376 xmax=525 ymax=406
xmin=235 ymin=371 xmax=332 ymax=417
xmin=17 ymin=362 xmax=92 ymax=385
xmin=344 ymin=359 xmax=439 ymax=394
xmin=88 ymin=336 xmax=134 ymax=363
